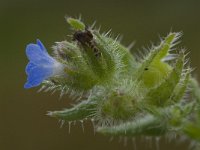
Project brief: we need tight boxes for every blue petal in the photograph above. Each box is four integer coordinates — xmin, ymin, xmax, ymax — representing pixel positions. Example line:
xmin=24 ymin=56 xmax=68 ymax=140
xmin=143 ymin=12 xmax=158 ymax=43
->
xmin=25 ymin=62 xmax=36 ymax=74
xmin=26 ymin=44 xmax=54 ymax=65
xmin=37 ymin=39 xmax=48 ymax=53
xmin=24 ymin=40 xmax=61 ymax=89
xmin=24 ymin=65 xmax=53 ymax=89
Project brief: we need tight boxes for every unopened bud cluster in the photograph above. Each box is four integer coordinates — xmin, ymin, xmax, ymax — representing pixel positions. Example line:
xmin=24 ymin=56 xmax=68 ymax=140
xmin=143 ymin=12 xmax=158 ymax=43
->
xmin=24 ymin=17 xmax=200 ymax=148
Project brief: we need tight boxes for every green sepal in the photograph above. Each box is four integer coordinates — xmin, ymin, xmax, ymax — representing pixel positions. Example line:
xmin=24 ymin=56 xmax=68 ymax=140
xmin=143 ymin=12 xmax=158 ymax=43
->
xmin=145 ymin=53 xmax=184 ymax=106
xmin=97 ymin=114 xmax=167 ymax=136
xmin=136 ymin=32 xmax=181 ymax=81
xmin=183 ymin=123 xmax=200 ymax=142
xmin=154 ymin=32 xmax=181 ymax=61
xmin=66 ymin=17 xmax=85 ymax=30
xmin=47 ymin=100 xmax=97 ymax=121
xmin=170 ymin=70 xmax=190 ymax=103
xmin=190 ymin=77 xmax=200 ymax=103
xmin=94 ymin=33 xmax=118 ymax=76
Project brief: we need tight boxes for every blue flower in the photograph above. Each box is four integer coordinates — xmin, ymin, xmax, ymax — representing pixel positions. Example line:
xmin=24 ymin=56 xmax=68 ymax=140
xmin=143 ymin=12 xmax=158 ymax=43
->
xmin=24 ymin=39 xmax=64 ymax=89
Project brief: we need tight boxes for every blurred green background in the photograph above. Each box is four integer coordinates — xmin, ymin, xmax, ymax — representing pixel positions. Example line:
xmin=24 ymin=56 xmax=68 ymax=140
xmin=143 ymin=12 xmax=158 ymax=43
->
xmin=0 ymin=0 xmax=200 ymax=150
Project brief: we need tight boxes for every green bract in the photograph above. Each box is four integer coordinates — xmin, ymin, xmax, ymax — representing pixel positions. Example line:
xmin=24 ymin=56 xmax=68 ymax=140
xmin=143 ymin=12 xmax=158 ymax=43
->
xmin=35 ymin=17 xmax=200 ymax=149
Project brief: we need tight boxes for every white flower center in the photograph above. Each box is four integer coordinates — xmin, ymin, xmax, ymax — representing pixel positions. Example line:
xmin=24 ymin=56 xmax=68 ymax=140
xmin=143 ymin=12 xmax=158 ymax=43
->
xmin=52 ymin=61 xmax=65 ymax=76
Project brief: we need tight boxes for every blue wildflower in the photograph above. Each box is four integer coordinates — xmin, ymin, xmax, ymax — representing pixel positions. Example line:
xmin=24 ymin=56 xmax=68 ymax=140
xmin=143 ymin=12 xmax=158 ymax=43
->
xmin=24 ymin=39 xmax=64 ymax=89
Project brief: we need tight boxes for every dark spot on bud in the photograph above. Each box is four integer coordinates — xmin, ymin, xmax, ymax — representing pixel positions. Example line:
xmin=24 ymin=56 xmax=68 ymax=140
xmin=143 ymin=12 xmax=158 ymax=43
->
xmin=73 ymin=28 xmax=101 ymax=58
xmin=73 ymin=29 xmax=93 ymax=46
